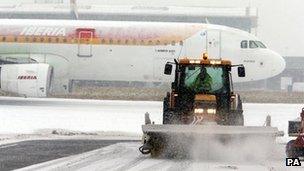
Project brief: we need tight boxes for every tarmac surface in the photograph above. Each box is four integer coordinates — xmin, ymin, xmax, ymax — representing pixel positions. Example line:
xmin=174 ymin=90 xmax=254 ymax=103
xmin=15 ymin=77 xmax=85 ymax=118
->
xmin=0 ymin=139 xmax=138 ymax=171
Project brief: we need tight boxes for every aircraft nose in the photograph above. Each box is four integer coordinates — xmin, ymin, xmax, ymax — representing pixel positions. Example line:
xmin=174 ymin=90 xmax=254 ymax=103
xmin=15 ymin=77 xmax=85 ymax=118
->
xmin=271 ymin=51 xmax=286 ymax=76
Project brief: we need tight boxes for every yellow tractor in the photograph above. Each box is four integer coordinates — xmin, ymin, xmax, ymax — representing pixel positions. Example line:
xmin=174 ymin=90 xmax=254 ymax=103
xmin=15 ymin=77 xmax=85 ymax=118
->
xmin=139 ymin=54 xmax=282 ymax=158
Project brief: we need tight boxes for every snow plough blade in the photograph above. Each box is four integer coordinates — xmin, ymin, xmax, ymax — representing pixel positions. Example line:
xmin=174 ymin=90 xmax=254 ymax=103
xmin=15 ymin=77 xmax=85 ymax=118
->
xmin=140 ymin=124 xmax=283 ymax=158
xmin=143 ymin=124 xmax=282 ymax=136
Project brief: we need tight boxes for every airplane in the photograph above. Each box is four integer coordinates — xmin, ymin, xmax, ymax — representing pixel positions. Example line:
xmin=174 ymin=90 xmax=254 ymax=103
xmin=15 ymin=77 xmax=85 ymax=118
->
xmin=0 ymin=19 xmax=285 ymax=97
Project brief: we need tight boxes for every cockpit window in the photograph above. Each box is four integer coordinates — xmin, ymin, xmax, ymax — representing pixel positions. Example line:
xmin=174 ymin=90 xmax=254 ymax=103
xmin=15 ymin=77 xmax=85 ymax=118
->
xmin=241 ymin=40 xmax=248 ymax=48
xmin=249 ymin=40 xmax=267 ymax=49
xmin=255 ymin=41 xmax=267 ymax=48
xmin=242 ymin=40 xmax=267 ymax=49
xmin=249 ymin=40 xmax=259 ymax=48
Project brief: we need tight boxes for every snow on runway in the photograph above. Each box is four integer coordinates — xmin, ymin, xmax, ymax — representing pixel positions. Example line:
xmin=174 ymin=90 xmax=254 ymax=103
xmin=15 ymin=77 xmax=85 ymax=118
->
xmin=0 ymin=97 xmax=302 ymax=142
xmin=18 ymin=142 xmax=303 ymax=171
xmin=0 ymin=97 xmax=162 ymax=135
xmin=1 ymin=97 xmax=304 ymax=170
xmin=0 ymin=96 xmax=302 ymax=143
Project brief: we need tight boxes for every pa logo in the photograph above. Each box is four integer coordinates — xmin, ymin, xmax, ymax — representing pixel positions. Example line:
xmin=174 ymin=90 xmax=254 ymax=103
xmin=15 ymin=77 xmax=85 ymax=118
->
xmin=286 ymin=158 xmax=301 ymax=166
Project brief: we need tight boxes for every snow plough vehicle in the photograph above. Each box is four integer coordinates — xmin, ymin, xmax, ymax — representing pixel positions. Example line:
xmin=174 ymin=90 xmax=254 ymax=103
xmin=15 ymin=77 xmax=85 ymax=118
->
xmin=286 ymin=108 xmax=304 ymax=158
xmin=139 ymin=53 xmax=283 ymax=158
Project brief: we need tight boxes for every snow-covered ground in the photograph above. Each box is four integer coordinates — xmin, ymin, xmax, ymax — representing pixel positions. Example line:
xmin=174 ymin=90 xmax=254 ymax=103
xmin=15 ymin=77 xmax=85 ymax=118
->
xmin=1 ymin=97 xmax=303 ymax=170
xmin=18 ymin=142 xmax=303 ymax=171
xmin=0 ymin=97 xmax=302 ymax=142
xmin=0 ymin=97 xmax=162 ymax=135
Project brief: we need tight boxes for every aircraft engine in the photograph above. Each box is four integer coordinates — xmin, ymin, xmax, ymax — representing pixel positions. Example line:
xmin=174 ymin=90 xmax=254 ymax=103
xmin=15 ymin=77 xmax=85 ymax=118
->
xmin=0 ymin=63 xmax=53 ymax=97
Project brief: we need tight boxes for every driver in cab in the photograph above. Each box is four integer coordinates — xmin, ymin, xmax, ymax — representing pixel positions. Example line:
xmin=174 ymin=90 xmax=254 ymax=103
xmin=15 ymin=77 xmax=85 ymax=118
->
xmin=189 ymin=67 xmax=212 ymax=93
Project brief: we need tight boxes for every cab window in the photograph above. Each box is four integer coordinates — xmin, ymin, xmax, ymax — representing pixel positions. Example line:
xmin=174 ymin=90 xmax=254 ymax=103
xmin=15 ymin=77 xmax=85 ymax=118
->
xmin=241 ymin=40 xmax=248 ymax=48
xmin=183 ymin=66 xmax=227 ymax=94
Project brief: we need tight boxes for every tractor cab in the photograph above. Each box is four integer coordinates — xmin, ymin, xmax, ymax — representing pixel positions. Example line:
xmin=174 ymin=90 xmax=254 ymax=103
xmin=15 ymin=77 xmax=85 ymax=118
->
xmin=163 ymin=53 xmax=245 ymax=125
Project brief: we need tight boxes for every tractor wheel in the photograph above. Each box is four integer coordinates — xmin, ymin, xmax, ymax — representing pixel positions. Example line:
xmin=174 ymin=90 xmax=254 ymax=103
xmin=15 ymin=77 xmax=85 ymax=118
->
xmin=151 ymin=146 xmax=163 ymax=158
xmin=227 ymin=94 xmax=244 ymax=126
xmin=150 ymin=134 xmax=165 ymax=158
xmin=163 ymin=96 xmax=170 ymax=124
xmin=235 ymin=97 xmax=244 ymax=126
xmin=227 ymin=112 xmax=243 ymax=126
xmin=163 ymin=111 xmax=179 ymax=124
xmin=163 ymin=94 xmax=180 ymax=124
xmin=235 ymin=113 xmax=244 ymax=126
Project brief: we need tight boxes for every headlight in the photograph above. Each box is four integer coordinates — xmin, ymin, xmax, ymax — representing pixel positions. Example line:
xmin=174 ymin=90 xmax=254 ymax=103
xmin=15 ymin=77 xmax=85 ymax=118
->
xmin=207 ymin=108 xmax=216 ymax=114
xmin=194 ymin=108 xmax=204 ymax=114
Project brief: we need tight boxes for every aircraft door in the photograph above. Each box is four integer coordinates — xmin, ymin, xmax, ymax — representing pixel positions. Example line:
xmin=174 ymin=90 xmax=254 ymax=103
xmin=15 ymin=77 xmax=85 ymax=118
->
xmin=206 ymin=30 xmax=221 ymax=59
xmin=77 ymin=28 xmax=94 ymax=57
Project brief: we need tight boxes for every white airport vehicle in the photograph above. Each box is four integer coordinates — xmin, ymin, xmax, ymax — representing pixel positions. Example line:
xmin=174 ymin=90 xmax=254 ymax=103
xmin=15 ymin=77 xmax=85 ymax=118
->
xmin=0 ymin=19 xmax=285 ymax=97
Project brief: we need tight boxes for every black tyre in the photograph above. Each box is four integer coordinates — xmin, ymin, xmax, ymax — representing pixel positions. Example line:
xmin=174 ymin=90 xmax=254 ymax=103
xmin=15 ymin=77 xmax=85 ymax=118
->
xmin=228 ymin=96 xmax=244 ymax=126
xmin=235 ymin=95 xmax=244 ymax=126
xmin=151 ymin=146 xmax=163 ymax=158
xmin=235 ymin=113 xmax=244 ymax=126
xmin=163 ymin=95 xmax=169 ymax=124
xmin=150 ymin=134 xmax=165 ymax=158
xmin=163 ymin=111 xmax=179 ymax=124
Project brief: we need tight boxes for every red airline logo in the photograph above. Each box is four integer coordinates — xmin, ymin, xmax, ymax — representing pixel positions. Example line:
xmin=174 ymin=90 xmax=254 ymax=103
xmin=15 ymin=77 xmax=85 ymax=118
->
xmin=17 ymin=76 xmax=37 ymax=80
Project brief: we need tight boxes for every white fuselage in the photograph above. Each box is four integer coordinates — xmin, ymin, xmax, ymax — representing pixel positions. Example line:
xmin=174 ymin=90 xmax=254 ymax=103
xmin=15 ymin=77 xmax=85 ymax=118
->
xmin=0 ymin=19 xmax=285 ymax=93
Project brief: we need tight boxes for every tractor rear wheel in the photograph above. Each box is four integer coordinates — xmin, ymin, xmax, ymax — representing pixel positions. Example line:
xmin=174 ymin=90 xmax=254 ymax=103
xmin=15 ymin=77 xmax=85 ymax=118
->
xmin=227 ymin=94 xmax=244 ymax=126
xmin=235 ymin=113 xmax=244 ymax=126
xmin=163 ymin=96 xmax=170 ymax=124
xmin=235 ymin=96 xmax=244 ymax=126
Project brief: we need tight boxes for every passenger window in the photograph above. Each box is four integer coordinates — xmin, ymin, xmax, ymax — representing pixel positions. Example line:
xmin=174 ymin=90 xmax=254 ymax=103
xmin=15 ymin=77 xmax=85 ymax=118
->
xmin=241 ymin=40 xmax=248 ymax=48
xmin=179 ymin=41 xmax=184 ymax=46
xmin=249 ymin=40 xmax=258 ymax=48
xmin=171 ymin=41 xmax=176 ymax=46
